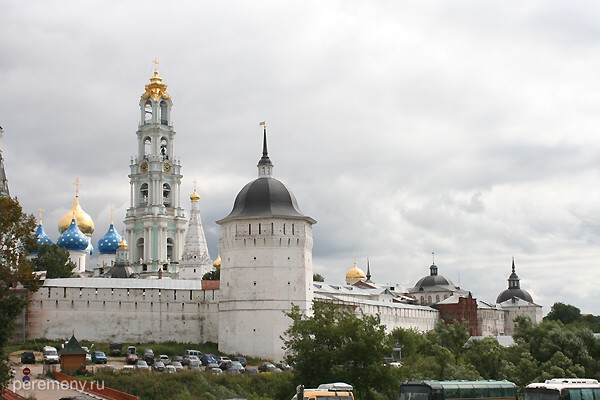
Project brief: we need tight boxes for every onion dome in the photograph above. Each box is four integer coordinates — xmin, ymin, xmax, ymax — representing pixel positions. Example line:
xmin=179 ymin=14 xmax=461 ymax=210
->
xmin=34 ymin=223 xmax=53 ymax=247
xmin=190 ymin=190 xmax=200 ymax=202
xmin=346 ymin=261 xmax=366 ymax=284
xmin=213 ymin=254 xmax=221 ymax=269
xmin=217 ymin=124 xmax=315 ymax=224
xmin=97 ymin=224 xmax=122 ymax=255
xmin=58 ymin=196 xmax=95 ymax=235
xmin=118 ymin=237 xmax=127 ymax=249
xmin=414 ymin=262 xmax=455 ymax=288
xmin=57 ymin=218 xmax=89 ymax=251
xmin=496 ymin=258 xmax=534 ymax=303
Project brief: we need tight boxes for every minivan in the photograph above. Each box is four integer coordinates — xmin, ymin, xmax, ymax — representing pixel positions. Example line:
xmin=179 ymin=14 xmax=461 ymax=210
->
xmin=42 ymin=346 xmax=59 ymax=364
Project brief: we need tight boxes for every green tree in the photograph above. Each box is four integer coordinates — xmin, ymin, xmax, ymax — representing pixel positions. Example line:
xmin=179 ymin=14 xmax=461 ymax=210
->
xmin=0 ymin=196 xmax=39 ymax=388
xmin=388 ymin=327 xmax=428 ymax=361
xmin=465 ymin=337 xmax=505 ymax=380
xmin=31 ymin=244 xmax=76 ymax=278
xmin=545 ymin=302 xmax=582 ymax=324
xmin=426 ymin=321 xmax=469 ymax=365
xmin=202 ymin=269 xmax=220 ymax=280
xmin=283 ymin=301 xmax=396 ymax=399
xmin=312 ymin=273 xmax=325 ymax=282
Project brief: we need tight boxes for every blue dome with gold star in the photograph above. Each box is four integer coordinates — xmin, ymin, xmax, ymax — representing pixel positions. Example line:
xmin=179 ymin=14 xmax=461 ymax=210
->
xmin=97 ymin=224 xmax=122 ymax=255
xmin=57 ymin=218 xmax=89 ymax=251
xmin=31 ymin=223 xmax=53 ymax=254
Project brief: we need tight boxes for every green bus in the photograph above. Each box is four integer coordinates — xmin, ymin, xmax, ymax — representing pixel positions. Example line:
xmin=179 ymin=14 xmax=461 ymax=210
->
xmin=525 ymin=379 xmax=600 ymax=400
xmin=398 ymin=381 xmax=517 ymax=400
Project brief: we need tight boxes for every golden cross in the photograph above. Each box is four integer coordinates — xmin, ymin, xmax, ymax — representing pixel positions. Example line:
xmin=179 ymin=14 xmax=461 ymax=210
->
xmin=38 ymin=207 xmax=45 ymax=224
xmin=152 ymin=58 xmax=160 ymax=72
xmin=109 ymin=205 xmax=113 ymax=224
xmin=73 ymin=177 xmax=82 ymax=196
xmin=193 ymin=179 xmax=198 ymax=192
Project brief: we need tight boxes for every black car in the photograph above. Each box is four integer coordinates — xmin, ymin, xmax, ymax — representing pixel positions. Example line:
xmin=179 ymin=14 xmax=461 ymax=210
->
xmin=232 ymin=356 xmax=247 ymax=367
xmin=21 ymin=351 xmax=35 ymax=364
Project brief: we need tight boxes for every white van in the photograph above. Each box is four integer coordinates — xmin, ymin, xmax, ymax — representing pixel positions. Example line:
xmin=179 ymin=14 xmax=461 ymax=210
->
xmin=42 ymin=346 xmax=59 ymax=364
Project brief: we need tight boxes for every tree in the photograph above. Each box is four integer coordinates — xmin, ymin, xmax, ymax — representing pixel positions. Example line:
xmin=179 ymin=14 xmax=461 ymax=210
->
xmin=31 ymin=244 xmax=75 ymax=278
xmin=0 ymin=197 xmax=39 ymax=388
xmin=426 ymin=321 xmax=469 ymax=365
xmin=464 ymin=337 xmax=505 ymax=380
xmin=283 ymin=301 xmax=396 ymax=399
xmin=545 ymin=302 xmax=582 ymax=324
xmin=202 ymin=269 xmax=220 ymax=280
xmin=388 ymin=327 xmax=428 ymax=360
xmin=312 ymin=273 xmax=325 ymax=282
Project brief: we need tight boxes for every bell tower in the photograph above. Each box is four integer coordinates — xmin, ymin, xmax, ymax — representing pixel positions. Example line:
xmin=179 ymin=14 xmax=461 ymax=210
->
xmin=124 ymin=63 xmax=187 ymax=276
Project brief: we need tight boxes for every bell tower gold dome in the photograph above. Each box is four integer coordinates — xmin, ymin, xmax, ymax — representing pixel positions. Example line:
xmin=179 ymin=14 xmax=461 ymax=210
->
xmin=58 ymin=195 xmax=95 ymax=235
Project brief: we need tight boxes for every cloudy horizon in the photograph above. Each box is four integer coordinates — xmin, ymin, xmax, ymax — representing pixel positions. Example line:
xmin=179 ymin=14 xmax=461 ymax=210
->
xmin=3 ymin=1 xmax=600 ymax=314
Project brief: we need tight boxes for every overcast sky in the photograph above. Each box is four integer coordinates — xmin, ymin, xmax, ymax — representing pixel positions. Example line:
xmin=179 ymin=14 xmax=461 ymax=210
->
xmin=3 ymin=1 xmax=600 ymax=314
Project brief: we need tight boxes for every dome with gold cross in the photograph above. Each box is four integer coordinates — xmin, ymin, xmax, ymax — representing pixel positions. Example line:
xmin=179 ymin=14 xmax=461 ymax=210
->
xmin=345 ymin=260 xmax=366 ymax=284
xmin=58 ymin=195 xmax=95 ymax=235
xmin=141 ymin=65 xmax=170 ymax=101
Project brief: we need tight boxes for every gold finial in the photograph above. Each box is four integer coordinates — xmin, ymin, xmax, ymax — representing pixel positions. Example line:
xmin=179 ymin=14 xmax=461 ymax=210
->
xmin=109 ymin=205 xmax=114 ymax=224
xmin=38 ymin=207 xmax=45 ymax=224
xmin=152 ymin=57 xmax=160 ymax=73
xmin=141 ymin=60 xmax=170 ymax=101
xmin=73 ymin=177 xmax=82 ymax=196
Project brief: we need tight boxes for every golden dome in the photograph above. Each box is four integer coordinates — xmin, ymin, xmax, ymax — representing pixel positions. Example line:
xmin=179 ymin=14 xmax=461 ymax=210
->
xmin=58 ymin=196 xmax=95 ymax=235
xmin=345 ymin=261 xmax=366 ymax=284
xmin=190 ymin=190 xmax=200 ymax=201
xmin=213 ymin=254 xmax=221 ymax=269
xmin=118 ymin=237 xmax=127 ymax=249
xmin=141 ymin=70 xmax=171 ymax=101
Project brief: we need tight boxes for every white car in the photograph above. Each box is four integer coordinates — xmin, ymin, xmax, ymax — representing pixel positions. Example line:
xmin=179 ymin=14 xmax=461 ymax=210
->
xmin=42 ymin=346 xmax=59 ymax=364
xmin=165 ymin=365 xmax=177 ymax=373
xmin=171 ymin=361 xmax=184 ymax=371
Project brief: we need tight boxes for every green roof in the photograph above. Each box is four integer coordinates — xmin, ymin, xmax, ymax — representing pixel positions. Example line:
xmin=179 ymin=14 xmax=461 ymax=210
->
xmin=59 ymin=335 xmax=87 ymax=356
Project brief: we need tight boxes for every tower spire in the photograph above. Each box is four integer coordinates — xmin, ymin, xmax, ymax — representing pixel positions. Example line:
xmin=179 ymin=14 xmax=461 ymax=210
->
xmin=0 ymin=126 xmax=10 ymax=197
xmin=257 ymin=121 xmax=273 ymax=177
xmin=366 ymin=258 xmax=372 ymax=282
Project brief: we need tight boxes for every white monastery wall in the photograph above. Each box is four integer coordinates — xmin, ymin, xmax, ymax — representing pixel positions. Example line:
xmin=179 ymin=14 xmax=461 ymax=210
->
xmin=27 ymin=279 xmax=219 ymax=344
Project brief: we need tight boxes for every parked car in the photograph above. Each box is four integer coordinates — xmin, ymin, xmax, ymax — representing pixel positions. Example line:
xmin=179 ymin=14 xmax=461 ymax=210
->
xmin=188 ymin=360 xmax=202 ymax=370
xmin=275 ymin=362 xmax=292 ymax=371
xmin=158 ymin=354 xmax=170 ymax=364
xmin=109 ymin=343 xmax=122 ymax=356
xmin=171 ymin=361 xmax=184 ymax=371
xmin=209 ymin=367 xmax=222 ymax=374
xmin=244 ymin=367 xmax=259 ymax=376
xmin=121 ymin=365 xmax=135 ymax=374
xmin=183 ymin=355 xmax=200 ymax=366
xmin=21 ymin=352 xmax=35 ymax=364
xmin=125 ymin=353 xmax=138 ymax=365
xmin=216 ymin=356 xmax=231 ymax=363
xmin=223 ymin=360 xmax=244 ymax=374
xmin=200 ymin=354 xmax=218 ymax=366
xmin=91 ymin=351 xmax=107 ymax=364
xmin=42 ymin=346 xmax=59 ymax=364
xmin=172 ymin=355 xmax=184 ymax=365
xmin=165 ymin=365 xmax=177 ymax=373
xmin=205 ymin=362 xmax=220 ymax=370
xmin=153 ymin=361 xmax=165 ymax=372
xmin=232 ymin=356 xmax=247 ymax=367
xmin=81 ymin=346 xmax=92 ymax=363
xmin=258 ymin=362 xmax=281 ymax=373
xmin=143 ymin=349 xmax=154 ymax=365
xmin=126 ymin=346 xmax=136 ymax=355
xmin=136 ymin=360 xmax=149 ymax=370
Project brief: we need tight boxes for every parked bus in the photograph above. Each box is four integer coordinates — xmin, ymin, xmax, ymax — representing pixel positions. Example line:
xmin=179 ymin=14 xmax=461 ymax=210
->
xmin=525 ymin=379 xmax=600 ymax=400
xmin=398 ymin=380 xmax=517 ymax=400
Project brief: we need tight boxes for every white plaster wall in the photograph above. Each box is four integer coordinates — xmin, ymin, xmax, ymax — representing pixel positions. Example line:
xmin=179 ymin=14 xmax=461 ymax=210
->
xmin=218 ymin=218 xmax=314 ymax=362
xmin=27 ymin=286 xmax=219 ymax=343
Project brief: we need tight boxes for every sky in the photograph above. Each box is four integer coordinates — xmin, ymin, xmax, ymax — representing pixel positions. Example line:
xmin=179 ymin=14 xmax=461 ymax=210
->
xmin=2 ymin=1 xmax=600 ymax=314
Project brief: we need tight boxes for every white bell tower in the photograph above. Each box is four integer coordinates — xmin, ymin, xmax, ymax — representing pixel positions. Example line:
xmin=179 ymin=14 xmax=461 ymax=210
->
xmin=124 ymin=62 xmax=187 ymax=276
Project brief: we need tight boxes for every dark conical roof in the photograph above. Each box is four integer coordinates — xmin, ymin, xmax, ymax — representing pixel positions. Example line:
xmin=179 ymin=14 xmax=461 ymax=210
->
xmin=413 ymin=263 xmax=455 ymax=288
xmin=59 ymin=335 xmax=87 ymax=355
xmin=496 ymin=258 xmax=534 ymax=303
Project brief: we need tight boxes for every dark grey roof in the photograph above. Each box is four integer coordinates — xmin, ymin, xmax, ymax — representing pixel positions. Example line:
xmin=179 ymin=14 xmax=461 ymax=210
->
xmin=414 ymin=274 xmax=454 ymax=288
xmin=218 ymin=177 xmax=315 ymax=222
xmin=496 ymin=287 xmax=533 ymax=303
xmin=59 ymin=335 xmax=87 ymax=355
xmin=106 ymin=264 xmax=135 ymax=279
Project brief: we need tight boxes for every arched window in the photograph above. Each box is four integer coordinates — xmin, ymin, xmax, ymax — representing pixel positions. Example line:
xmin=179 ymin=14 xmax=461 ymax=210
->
xmin=420 ymin=296 xmax=424 ymax=304
xmin=160 ymin=137 xmax=168 ymax=160
xmin=160 ymin=101 xmax=168 ymax=125
xmin=436 ymin=295 xmax=440 ymax=303
xmin=140 ymin=183 xmax=149 ymax=205
xmin=163 ymin=183 xmax=171 ymax=206
xmin=137 ymin=238 xmax=144 ymax=262
xmin=166 ymin=238 xmax=174 ymax=261
xmin=427 ymin=295 xmax=432 ymax=304
xmin=144 ymin=137 xmax=152 ymax=158
xmin=144 ymin=101 xmax=152 ymax=123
